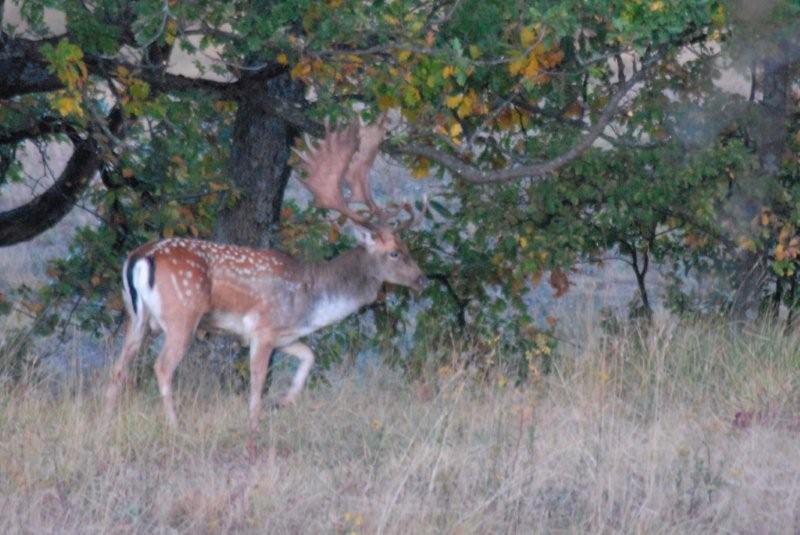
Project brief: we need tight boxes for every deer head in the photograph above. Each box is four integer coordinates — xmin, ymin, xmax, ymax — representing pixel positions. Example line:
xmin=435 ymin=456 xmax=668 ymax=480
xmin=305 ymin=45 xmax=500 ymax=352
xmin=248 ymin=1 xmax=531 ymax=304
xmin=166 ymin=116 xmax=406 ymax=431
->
xmin=294 ymin=116 xmax=427 ymax=292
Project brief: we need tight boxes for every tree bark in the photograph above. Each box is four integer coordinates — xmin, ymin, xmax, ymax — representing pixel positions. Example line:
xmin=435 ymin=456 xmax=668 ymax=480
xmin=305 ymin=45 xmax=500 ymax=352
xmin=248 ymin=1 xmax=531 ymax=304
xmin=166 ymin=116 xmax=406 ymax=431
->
xmin=213 ymin=72 xmax=304 ymax=248
xmin=758 ymin=50 xmax=791 ymax=173
xmin=206 ymin=71 xmax=304 ymax=392
xmin=732 ymin=49 xmax=795 ymax=316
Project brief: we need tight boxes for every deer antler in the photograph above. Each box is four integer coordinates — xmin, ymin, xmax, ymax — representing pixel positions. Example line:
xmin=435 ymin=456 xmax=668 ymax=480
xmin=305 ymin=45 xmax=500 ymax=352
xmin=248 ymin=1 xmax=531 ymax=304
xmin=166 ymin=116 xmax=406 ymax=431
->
xmin=294 ymin=115 xmax=423 ymax=232
xmin=294 ymin=121 xmax=370 ymax=225
xmin=344 ymin=114 xmax=388 ymax=214
xmin=396 ymin=195 xmax=428 ymax=232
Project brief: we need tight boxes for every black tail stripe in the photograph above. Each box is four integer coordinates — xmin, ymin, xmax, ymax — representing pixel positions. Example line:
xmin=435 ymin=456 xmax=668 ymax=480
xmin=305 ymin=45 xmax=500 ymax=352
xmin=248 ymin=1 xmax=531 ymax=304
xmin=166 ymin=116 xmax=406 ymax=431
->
xmin=147 ymin=256 xmax=155 ymax=288
xmin=126 ymin=255 xmax=139 ymax=315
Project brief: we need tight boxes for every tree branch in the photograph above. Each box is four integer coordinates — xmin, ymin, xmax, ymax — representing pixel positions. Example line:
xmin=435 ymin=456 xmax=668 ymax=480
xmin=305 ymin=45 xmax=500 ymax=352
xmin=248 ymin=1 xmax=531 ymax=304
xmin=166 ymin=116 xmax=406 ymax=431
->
xmin=390 ymin=66 xmax=650 ymax=184
xmin=0 ymin=107 xmax=124 ymax=246
xmin=91 ymin=57 xmax=239 ymax=94
xmin=0 ymin=35 xmax=239 ymax=98
xmin=0 ymin=116 xmax=77 ymax=145
xmin=267 ymin=56 xmax=656 ymax=186
xmin=0 ymin=35 xmax=65 ymax=98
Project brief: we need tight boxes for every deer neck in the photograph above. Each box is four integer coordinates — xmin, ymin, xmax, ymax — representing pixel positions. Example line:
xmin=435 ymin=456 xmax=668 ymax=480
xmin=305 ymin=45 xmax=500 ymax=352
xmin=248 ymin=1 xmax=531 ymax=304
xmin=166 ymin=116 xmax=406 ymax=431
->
xmin=306 ymin=246 xmax=382 ymax=306
xmin=290 ymin=247 xmax=382 ymax=335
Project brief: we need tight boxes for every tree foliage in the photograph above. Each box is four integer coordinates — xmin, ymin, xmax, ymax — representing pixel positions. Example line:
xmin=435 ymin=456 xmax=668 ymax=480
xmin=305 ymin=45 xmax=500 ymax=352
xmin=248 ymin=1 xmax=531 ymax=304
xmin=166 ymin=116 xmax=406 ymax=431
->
xmin=1 ymin=0 xmax=798 ymax=377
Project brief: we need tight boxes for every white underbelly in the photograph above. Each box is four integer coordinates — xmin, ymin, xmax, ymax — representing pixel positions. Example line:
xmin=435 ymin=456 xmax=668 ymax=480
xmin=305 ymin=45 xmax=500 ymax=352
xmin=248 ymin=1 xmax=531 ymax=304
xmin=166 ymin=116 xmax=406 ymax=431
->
xmin=206 ymin=311 xmax=260 ymax=341
xmin=274 ymin=296 xmax=361 ymax=346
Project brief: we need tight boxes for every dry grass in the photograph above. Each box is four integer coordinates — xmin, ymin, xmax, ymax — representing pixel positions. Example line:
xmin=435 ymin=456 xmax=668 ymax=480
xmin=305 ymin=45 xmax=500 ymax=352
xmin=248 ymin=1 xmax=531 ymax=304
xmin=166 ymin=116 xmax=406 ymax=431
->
xmin=2 ymin=319 xmax=800 ymax=534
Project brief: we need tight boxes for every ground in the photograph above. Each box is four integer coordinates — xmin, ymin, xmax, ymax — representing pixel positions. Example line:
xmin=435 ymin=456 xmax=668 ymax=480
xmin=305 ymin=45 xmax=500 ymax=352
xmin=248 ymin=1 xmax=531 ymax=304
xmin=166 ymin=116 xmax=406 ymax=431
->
xmin=1 ymin=319 xmax=799 ymax=534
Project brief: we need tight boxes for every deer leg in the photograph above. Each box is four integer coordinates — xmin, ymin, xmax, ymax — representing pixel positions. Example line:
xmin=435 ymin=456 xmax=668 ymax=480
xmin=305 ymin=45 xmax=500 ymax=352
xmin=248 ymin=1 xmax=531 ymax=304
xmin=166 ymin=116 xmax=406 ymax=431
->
xmin=154 ymin=326 xmax=194 ymax=428
xmin=104 ymin=318 xmax=149 ymax=419
xmin=248 ymin=336 xmax=275 ymax=432
xmin=277 ymin=342 xmax=315 ymax=407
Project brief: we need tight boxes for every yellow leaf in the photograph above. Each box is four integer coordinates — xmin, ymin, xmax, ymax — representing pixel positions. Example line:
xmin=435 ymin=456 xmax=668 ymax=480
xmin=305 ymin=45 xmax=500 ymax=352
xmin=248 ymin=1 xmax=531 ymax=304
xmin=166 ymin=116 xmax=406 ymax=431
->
xmin=290 ymin=60 xmax=312 ymax=79
xmin=163 ymin=227 xmax=175 ymax=239
xmin=165 ymin=20 xmax=177 ymax=45
xmin=457 ymin=91 xmax=475 ymax=118
xmin=523 ymin=54 xmax=539 ymax=79
xmin=276 ymin=52 xmax=288 ymax=65
xmin=776 ymin=243 xmax=786 ymax=261
xmin=328 ymin=224 xmax=340 ymax=242
xmin=450 ymin=122 xmax=463 ymax=140
xmin=520 ymin=26 xmax=536 ymax=47
xmin=563 ymin=101 xmax=583 ymax=119
xmin=508 ymin=56 xmax=526 ymax=77
xmin=736 ymin=235 xmax=754 ymax=252
xmin=468 ymin=45 xmax=481 ymax=59
xmin=496 ymin=108 xmax=515 ymax=130
xmin=397 ymin=49 xmax=412 ymax=63
xmin=445 ymin=93 xmax=463 ymax=109
xmin=442 ymin=65 xmax=456 ymax=79
xmin=779 ymin=224 xmax=793 ymax=242
xmin=411 ymin=158 xmax=430 ymax=179
xmin=650 ymin=1 xmax=664 ymax=11
xmin=122 ymin=168 xmax=134 ymax=178
xmin=213 ymin=99 xmax=236 ymax=113
xmin=115 ymin=65 xmax=130 ymax=78
xmin=377 ymin=94 xmax=399 ymax=111
xmin=54 ymin=96 xmax=81 ymax=117
xmin=457 ymin=102 xmax=471 ymax=118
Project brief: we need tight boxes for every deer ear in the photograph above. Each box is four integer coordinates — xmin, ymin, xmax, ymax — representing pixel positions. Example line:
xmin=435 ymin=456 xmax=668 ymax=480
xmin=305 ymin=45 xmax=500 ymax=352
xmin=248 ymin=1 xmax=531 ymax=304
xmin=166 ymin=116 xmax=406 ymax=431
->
xmin=349 ymin=223 xmax=378 ymax=251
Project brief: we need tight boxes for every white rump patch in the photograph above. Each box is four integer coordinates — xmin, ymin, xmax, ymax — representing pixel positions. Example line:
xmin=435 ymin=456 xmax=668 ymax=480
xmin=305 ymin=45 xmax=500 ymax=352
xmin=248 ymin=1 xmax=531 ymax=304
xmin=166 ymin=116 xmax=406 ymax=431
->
xmin=132 ymin=258 xmax=162 ymax=330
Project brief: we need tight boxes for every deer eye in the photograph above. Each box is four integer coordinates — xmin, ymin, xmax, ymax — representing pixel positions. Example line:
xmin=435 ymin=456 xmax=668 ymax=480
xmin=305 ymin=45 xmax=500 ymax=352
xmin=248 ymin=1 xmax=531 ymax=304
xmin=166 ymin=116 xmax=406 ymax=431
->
xmin=389 ymin=251 xmax=400 ymax=259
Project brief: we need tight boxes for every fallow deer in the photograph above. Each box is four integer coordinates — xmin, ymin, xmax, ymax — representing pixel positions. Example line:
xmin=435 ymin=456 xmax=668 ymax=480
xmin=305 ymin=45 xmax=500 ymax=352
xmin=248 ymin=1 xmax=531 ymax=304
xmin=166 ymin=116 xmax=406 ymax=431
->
xmin=104 ymin=117 xmax=426 ymax=431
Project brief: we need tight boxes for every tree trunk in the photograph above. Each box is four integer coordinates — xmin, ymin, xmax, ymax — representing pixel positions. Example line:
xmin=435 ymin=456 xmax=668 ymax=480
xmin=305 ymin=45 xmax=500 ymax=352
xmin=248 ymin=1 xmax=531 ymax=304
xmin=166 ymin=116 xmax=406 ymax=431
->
xmin=731 ymin=51 xmax=794 ymax=317
xmin=758 ymin=51 xmax=791 ymax=173
xmin=214 ymin=72 xmax=304 ymax=248
xmin=207 ymin=71 xmax=304 ymax=392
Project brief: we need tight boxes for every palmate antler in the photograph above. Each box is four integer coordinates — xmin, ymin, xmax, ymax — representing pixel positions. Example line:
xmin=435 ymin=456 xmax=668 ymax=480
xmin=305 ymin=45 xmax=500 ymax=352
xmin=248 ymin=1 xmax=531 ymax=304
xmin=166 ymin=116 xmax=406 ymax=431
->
xmin=294 ymin=115 xmax=419 ymax=231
